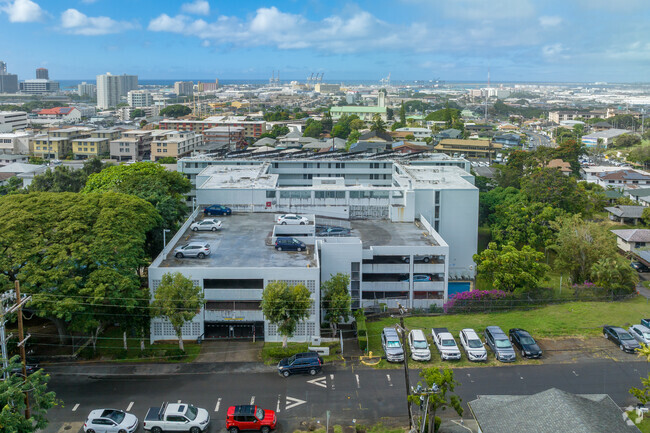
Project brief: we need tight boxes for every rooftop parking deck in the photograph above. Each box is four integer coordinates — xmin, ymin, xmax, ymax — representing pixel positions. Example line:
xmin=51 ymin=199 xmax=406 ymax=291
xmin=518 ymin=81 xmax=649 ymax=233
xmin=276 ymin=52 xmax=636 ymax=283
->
xmin=351 ymin=219 xmax=438 ymax=248
xmin=160 ymin=213 xmax=316 ymax=269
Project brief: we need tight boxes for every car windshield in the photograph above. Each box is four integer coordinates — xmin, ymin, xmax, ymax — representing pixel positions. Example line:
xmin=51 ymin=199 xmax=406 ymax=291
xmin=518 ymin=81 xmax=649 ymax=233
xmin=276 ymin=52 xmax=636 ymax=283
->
xmin=495 ymin=339 xmax=511 ymax=348
xmin=106 ymin=411 xmax=125 ymax=424
xmin=644 ymin=333 xmax=650 ymax=340
xmin=468 ymin=339 xmax=482 ymax=348
xmin=620 ymin=333 xmax=634 ymax=340
xmin=441 ymin=339 xmax=456 ymax=347
xmin=256 ymin=408 xmax=264 ymax=420
xmin=287 ymin=355 xmax=296 ymax=363
xmin=413 ymin=340 xmax=428 ymax=349
xmin=386 ymin=340 xmax=401 ymax=348
xmin=520 ymin=336 xmax=535 ymax=345
xmin=186 ymin=405 xmax=198 ymax=421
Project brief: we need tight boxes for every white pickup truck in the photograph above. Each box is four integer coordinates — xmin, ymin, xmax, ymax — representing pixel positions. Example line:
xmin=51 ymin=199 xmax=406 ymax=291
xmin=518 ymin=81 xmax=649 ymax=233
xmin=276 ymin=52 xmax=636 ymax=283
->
xmin=431 ymin=327 xmax=461 ymax=361
xmin=143 ymin=403 xmax=210 ymax=433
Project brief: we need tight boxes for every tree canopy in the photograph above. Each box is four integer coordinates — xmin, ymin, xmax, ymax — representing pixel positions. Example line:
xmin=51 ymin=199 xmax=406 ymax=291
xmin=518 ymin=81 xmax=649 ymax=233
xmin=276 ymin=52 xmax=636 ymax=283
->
xmin=261 ymin=281 xmax=311 ymax=347
xmin=28 ymin=158 xmax=110 ymax=193
xmin=408 ymin=367 xmax=463 ymax=433
xmin=321 ymin=273 xmax=351 ymax=336
xmin=159 ymin=104 xmax=192 ymax=118
xmin=303 ymin=120 xmax=323 ymax=138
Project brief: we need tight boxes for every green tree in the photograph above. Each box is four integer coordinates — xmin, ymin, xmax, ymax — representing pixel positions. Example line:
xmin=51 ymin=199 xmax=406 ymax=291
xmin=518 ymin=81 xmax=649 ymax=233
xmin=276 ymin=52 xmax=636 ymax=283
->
xmin=331 ymin=123 xmax=350 ymax=139
xmin=520 ymin=167 xmax=588 ymax=214
xmin=399 ymin=102 xmax=406 ymax=124
xmin=550 ymin=215 xmax=618 ymax=284
xmin=261 ymin=281 xmax=311 ymax=348
xmin=408 ymin=367 xmax=463 ymax=433
xmin=151 ymin=272 xmax=205 ymax=351
xmin=629 ymin=344 xmax=650 ymax=406
xmin=613 ymin=134 xmax=641 ymax=148
xmin=370 ymin=114 xmax=386 ymax=133
xmin=303 ymin=121 xmax=323 ymax=138
xmin=130 ymin=108 xmax=145 ymax=119
xmin=390 ymin=121 xmax=406 ymax=131
xmin=0 ymin=176 xmax=24 ymax=195
xmin=386 ymin=107 xmax=394 ymax=121
xmin=156 ymin=157 xmax=178 ymax=164
xmin=425 ymin=107 xmax=461 ymax=122
xmin=321 ymin=273 xmax=351 ymax=337
xmin=490 ymin=200 xmax=566 ymax=250
xmin=322 ymin=111 xmax=333 ymax=132
xmin=553 ymin=139 xmax=584 ymax=174
xmin=346 ymin=130 xmax=361 ymax=151
xmin=159 ymin=104 xmax=192 ymax=118
xmin=474 ymin=242 xmax=549 ymax=295
xmin=0 ymin=356 xmax=58 ymax=433
xmin=349 ymin=118 xmax=365 ymax=131
xmin=28 ymin=157 xmax=110 ymax=193
xmin=590 ymin=256 xmax=638 ymax=294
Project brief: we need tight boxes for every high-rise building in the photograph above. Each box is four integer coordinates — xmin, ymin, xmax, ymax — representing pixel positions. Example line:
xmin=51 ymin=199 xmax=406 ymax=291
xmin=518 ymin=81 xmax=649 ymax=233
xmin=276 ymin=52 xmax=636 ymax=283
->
xmin=119 ymin=74 xmax=138 ymax=96
xmin=0 ymin=60 xmax=18 ymax=94
xmin=127 ymin=90 xmax=153 ymax=107
xmin=96 ymin=73 xmax=121 ymax=109
xmin=78 ymin=81 xmax=96 ymax=98
xmin=174 ymin=81 xmax=194 ymax=96
xmin=197 ymin=79 xmax=219 ymax=92
xmin=20 ymin=79 xmax=60 ymax=94
xmin=36 ymin=68 xmax=49 ymax=80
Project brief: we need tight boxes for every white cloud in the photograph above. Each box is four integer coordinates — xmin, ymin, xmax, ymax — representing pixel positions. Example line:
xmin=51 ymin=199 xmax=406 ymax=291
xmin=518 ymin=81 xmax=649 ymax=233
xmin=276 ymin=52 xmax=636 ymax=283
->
xmin=539 ymin=15 xmax=562 ymax=28
xmin=542 ymin=43 xmax=568 ymax=60
xmin=181 ymin=0 xmax=209 ymax=16
xmin=440 ymin=0 xmax=535 ymax=21
xmin=61 ymin=8 xmax=139 ymax=35
xmin=1 ymin=0 xmax=45 ymax=23
xmin=80 ymin=0 xmax=98 ymax=3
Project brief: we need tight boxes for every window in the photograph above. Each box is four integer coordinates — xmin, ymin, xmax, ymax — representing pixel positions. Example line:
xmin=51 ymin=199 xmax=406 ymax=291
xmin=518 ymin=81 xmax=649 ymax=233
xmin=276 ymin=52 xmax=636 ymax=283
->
xmin=204 ymin=279 xmax=264 ymax=289
xmin=315 ymin=191 xmax=345 ymax=199
xmin=266 ymin=190 xmax=276 ymax=198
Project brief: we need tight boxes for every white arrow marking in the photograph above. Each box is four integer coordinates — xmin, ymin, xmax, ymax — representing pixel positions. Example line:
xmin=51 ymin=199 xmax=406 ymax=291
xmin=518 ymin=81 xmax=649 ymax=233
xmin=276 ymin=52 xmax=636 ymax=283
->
xmin=72 ymin=404 xmax=79 ymax=412
xmin=355 ymin=374 xmax=360 ymax=389
xmin=572 ymin=371 xmax=579 ymax=377
xmin=386 ymin=374 xmax=393 ymax=387
xmin=285 ymin=396 xmax=306 ymax=410
xmin=126 ymin=402 xmax=134 ymax=412
xmin=330 ymin=374 xmax=335 ymax=390
xmin=276 ymin=395 xmax=281 ymax=413
xmin=250 ymin=396 xmax=255 ymax=405
xmin=308 ymin=376 xmax=327 ymax=388
xmin=215 ymin=398 xmax=221 ymax=412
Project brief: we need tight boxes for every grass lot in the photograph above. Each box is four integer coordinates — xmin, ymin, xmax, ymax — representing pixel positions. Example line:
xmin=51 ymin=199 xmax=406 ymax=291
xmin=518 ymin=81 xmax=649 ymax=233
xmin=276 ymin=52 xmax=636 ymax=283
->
xmin=475 ymin=270 xmax=571 ymax=298
xmin=83 ymin=327 xmax=201 ymax=363
xmin=366 ymin=297 xmax=649 ymax=368
xmin=261 ymin=341 xmax=341 ymax=365
xmin=627 ymin=412 xmax=650 ymax=433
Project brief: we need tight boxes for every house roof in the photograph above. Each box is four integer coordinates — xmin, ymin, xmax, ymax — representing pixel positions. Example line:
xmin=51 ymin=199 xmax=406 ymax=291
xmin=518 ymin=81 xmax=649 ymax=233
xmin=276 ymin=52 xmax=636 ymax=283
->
xmin=438 ymin=139 xmax=503 ymax=148
xmin=0 ymin=162 xmax=45 ymax=174
xmin=583 ymin=129 xmax=631 ymax=139
xmin=392 ymin=141 xmax=429 ymax=151
xmin=597 ymin=169 xmax=650 ymax=181
xmin=330 ymin=106 xmax=387 ymax=114
xmin=611 ymin=229 xmax=650 ymax=243
xmin=604 ymin=205 xmax=645 ymax=218
xmin=251 ymin=137 xmax=277 ymax=147
xmin=349 ymin=141 xmax=388 ymax=153
xmin=626 ymin=187 xmax=650 ymax=199
xmin=468 ymin=388 xmax=640 ymax=433
xmin=38 ymin=107 xmax=76 ymax=116
xmin=547 ymin=159 xmax=572 ymax=173
xmin=359 ymin=130 xmax=393 ymax=142
xmin=593 ymin=121 xmax=613 ymax=128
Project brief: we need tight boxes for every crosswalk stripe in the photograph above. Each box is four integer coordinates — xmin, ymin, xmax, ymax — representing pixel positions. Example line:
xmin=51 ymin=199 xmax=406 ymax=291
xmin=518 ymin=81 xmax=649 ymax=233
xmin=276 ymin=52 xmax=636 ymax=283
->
xmin=72 ymin=404 xmax=79 ymax=412
xmin=127 ymin=402 xmax=134 ymax=412
xmin=215 ymin=398 xmax=221 ymax=412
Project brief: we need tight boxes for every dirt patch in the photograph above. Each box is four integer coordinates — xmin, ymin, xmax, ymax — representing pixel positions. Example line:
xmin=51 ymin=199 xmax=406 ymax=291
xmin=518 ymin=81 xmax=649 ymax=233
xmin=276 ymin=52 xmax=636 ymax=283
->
xmin=194 ymin=340 xmax=263 ymax=362
xmin=538 ymin=335 xmax=635 ymax=364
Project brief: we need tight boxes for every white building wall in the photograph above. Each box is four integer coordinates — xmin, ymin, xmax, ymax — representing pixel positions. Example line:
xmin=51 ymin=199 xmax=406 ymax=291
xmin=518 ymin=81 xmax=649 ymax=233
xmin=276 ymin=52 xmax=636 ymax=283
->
xmin=437 ymin=188 xmax=478 ymax=279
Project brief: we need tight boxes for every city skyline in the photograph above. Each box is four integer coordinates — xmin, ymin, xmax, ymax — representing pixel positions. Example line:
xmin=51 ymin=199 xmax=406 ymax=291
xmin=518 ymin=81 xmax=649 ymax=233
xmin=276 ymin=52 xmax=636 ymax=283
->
xmin=1 ymin=0 xmax=649 ymax=82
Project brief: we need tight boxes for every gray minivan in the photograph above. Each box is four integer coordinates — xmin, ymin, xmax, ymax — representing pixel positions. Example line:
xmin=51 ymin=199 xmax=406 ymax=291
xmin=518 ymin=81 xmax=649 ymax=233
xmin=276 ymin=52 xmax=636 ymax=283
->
xmin=381 ymin=327 xmax=405 ymax=362
xmin=484 ymin=326 xmax=516 ymax=362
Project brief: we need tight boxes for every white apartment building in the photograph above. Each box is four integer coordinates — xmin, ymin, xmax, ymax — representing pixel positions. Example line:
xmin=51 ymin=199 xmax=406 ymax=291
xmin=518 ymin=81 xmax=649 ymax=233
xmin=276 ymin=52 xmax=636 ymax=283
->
xmin=96 ymin=73 xmax=121 ymax=109
xmin=78 ymin=82 xmax=96 ymax=97
xmin=396 ymin=127 xmax=433 ymax=139
xmin=20 ymin=79 xmax=60 ymax=94
xmin=0 ymin=131 xmax=31 ymax=154
xmin=0 ymin=111 xmax=28 ymax=131
xmin=128 ymin=90 xmax=154 ymax=107
xmin=174 ymin=81 xmax=194 ymax=96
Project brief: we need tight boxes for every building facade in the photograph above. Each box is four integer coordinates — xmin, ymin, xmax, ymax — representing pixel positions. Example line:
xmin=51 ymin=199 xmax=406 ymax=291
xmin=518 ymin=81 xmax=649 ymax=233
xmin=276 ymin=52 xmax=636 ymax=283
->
xmin=160 ymin=116 xmax=266 ymax=139
xmin=0 ymin=61 xmax=18 ymax=94
xmin=434 ymin=139 xmax=502 ymax=158
xmin=20 ymin=79 xmax=60 ymax=94
xmin=0 ymin=111 xmax=28 ymax=131
xmin=109 ymin=129 xmax=153 ymax=161
xmin=128 ymin=90 xmax=154 ymax=107
xmin=96 ymin=73 xmax=121 ymax=109
xmin=202 ymin=126 xmax=245 ymax=151
xmin=36 ymin=68 xmax=49 ymax=79
xmin=150 ymin=131 xmax=203 ymax=161
xmin=30 ymin=127 xmax=92 ymax=159
xmin=174 ymin=81 xmax=194 ymax=96
xmin=72 ymin=129 xmax=120 ymax=159
xmin=0 ymin=131 xmax=31 ymax=154
xmin=78 ymin=82 xmax=97 ymax=98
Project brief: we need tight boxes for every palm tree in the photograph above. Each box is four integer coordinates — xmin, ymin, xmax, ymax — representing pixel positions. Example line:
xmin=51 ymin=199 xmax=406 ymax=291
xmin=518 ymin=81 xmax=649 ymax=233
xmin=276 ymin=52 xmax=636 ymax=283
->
xmin=370 ymin=114 xmax=386 ymax=133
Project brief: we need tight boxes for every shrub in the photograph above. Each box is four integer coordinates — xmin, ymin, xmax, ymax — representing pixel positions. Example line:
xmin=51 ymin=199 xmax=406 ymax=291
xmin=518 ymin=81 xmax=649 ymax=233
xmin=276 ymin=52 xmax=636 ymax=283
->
xmin=114 ymin=349 xmax=129 ymax=360
xmin=165 ymin=348 xmax=187 ymax=361
xmin=356 ymin=312 xmax=368 ymax=352
xmin=443 ymin=289 xmax=511 ymax=313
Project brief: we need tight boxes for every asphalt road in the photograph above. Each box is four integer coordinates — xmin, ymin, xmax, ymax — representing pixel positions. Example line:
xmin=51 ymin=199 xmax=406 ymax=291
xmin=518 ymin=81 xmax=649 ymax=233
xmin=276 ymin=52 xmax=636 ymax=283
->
xmin=522 ymin=129 xmax=553 ymax=148
xmin=43 ymin=358 xmax=650 ymax=433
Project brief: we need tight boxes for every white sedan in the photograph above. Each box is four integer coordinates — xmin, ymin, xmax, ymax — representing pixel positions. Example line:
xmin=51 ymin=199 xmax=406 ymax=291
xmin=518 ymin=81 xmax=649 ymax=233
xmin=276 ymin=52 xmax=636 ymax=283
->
xmin=84 ymin=409 xmax=138 ymax=433
xmin=277 ymin=214 xmax=309 ymax=225
xmin=190 ymin=219 xmax=222 ymax=231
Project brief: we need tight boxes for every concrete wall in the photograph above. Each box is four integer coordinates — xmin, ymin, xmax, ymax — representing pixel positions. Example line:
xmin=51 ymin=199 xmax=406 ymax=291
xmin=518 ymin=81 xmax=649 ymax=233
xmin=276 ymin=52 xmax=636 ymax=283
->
xmin=438 ymin=188 xmax=478 ymax=279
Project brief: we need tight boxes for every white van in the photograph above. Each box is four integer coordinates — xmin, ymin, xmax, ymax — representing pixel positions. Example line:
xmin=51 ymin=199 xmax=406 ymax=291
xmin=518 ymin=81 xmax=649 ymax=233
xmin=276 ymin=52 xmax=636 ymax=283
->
xmin=408 ymin=329 xmax=431 ymax=361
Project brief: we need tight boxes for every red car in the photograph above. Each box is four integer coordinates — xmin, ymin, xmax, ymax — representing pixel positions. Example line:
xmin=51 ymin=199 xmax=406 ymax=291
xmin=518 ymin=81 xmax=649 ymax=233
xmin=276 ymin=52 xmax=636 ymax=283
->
xmin=226 ymin=405 xmax=277 ymax=433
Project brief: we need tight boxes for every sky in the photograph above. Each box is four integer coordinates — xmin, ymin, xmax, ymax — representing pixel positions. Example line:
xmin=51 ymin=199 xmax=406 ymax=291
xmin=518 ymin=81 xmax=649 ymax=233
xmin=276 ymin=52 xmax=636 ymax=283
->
xmin=1 ymin=0 xmax=650 ymax=82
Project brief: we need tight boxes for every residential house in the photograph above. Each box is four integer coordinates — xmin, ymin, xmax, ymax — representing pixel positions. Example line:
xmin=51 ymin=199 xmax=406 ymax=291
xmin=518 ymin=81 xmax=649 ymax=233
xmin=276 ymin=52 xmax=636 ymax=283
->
xmin=0 ymin=162 xmax=47 ymax=187
xmin=392 ymin=141 xmax=430 ymax=154
xmin=150 ymin=131 xmax=203 ymax=161
xmin=626 ymin=187 xmax=650 ymax=206
xmin=348 ymin=141 xmax=388 ymax=153
xmin=203 ymin=126 xmax=245 ymax=151
xmin=359 ymin=130 xmax=393 ymax=143
xmin=0 ymin=153 xmax=28 ymax=166
xmin=582 ymin=129 xmax=631 ymax=148
xmin=547 ymin=159 xmax=572 ymax=175
xmin=493 ymin=133 xmax=521 ymax=147
xmin=497 ymin=123 xmax=518 ymax=131
xmin=72 ymin=130 xmax=120 ymax=160
xmin=435 ymin=128 xmax=463 ymax=141
xmin=30 ymin=127 xmax=92 ymax=159
xmin=109 ymin=129 xmax=154 ymax=161
xmin=611 ymin=229 xmax=650 ymax=253
xmin=394 ymin=127 xmax=432 ymax=140
xmin=37 ymin=107 xmax=81 ymax=122
xmin=594 ymin=169 xmax=650 ymax=189
xmin=468 ymin=388 xmax=641 ymax=433
xmin=604 ymin=205 xmax=645 ymax=225
xmin=591 ymin=121 xmax=613 ymax=132
xmin=435 ymin=139 xmax=502 ymax=159
xmin=0 ymin=131 xmax=31 ymax=154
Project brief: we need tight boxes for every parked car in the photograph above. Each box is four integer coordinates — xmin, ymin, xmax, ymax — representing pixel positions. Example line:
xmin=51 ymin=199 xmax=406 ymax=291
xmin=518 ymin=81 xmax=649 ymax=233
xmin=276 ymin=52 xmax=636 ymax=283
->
xmin=509 ymin=328 xmax=543 ymax=359
xmin=85 ymin=409 xmax=138 ymax=433
xmin=381 ymin=327 xmax=404 ymax=362
xmin=459 ymin=328 xmax=487 ymax=362
xmin=603 ymin=325 xmax=642 ymax=353
xmin=401 ymin=256 xmax=432 ymax=263
xmin=399 ymin=274 xmax=432 ymax=282
xmin=317 ymin=227 xmax=351 ymax=237
xmin=628 ymin=324 xmax=650 ymax=345
xmin=408 ymin=329 xmax=431 ymax=361
xmin=173 ymin=242 xmax=211 ymax=259
xmin=204 ymin=205 xmax=232 ymax=216
xmin=431 ymin=328 xmax=462 ymax=361
xmin=277 ymin=353 xmax=322 ymax=377
xmin=631 ymin=262 xmax=650 ymax=272
xmin=144 ymin=403 xmax=209 ymax=433
xmin=642 ymin=319 xmax=650 ymax=329
xmin=276 ymin=214 xmax=309 ymax=225
xmin=190 ymin=219 xmax=222 ymax=232
xmin=484 ymin=326 xmax=516 ymax=362
xmin=274 ymin=237 xmax=306 ymax=251
xmin=226 ymin=405 xmax=277 ymax=433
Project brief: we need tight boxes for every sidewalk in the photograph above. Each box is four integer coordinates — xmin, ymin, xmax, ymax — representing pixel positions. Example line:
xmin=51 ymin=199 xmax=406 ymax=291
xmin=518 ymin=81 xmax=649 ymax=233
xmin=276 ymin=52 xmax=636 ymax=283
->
xmin=42 ymin=361 xmax=276 ymax=377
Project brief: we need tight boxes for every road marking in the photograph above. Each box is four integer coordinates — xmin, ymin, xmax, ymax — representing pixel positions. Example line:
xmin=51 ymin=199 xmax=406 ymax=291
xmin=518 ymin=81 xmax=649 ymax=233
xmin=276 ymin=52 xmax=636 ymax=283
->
xmin=72 ymin=404 xmax=79 ymax=412
xmin=308 ymin=376 xmax=327 ymax=388
xmin=572 ymin=370 xmax=579 ymax=377
xmin=355 ymin=374 xmax=360 ymax=389
xmin=285 ymin=396 xmax=306 ymax=410
xmin=276 ymin=395 xmax=281 ymax=413
xmin=520 ymin=376 xmax=524 ymax=380
xmin=250 ymin=396 xmax=255 ymax=405
xmin=330 ymin=374 xmax=335 ymax=390
xmin=386 ymin=374 xmax=393 ymax=387
xmin=126 ymin=402 xmax=134 ymax=412
xmin=177 ymin=400 xmax=181 ymax=404
xmin=215 ymin=398 xmax=221 ymax=412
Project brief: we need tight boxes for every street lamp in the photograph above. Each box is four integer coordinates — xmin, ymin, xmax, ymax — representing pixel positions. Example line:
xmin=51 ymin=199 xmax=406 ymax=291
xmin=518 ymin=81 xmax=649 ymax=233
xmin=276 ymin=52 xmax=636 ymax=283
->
xmin=162 ymin=229 xmax=171 ymax=249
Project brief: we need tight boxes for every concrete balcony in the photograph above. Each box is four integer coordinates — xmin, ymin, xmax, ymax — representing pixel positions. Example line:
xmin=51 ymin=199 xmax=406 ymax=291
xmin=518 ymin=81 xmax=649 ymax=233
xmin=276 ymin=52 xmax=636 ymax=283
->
xmin=414 ymin=281 xmax=444 ymax=291
xmin=204 ymin=309 xmax=264 ymax=322
xmin=361 ymin=281 xmax=410 ymax=291
xmin=204 ymin=289 xmax=263 ymax=301
xmin=414 ymin=263 xmax=445 ymax=274
xmin=362 ymin=263 xmax=410 ymax=273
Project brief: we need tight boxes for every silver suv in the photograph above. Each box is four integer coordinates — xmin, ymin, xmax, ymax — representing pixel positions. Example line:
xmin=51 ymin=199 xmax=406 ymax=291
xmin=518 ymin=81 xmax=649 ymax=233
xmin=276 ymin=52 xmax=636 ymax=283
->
xmin=174 ymin=242 xmax=211 ymax=259
xmin=484 ymin=326 xmax=516 ymax=362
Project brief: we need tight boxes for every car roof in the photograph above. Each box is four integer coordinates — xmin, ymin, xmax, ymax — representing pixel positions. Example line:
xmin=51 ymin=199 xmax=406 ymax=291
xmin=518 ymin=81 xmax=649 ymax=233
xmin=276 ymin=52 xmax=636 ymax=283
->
xmin=511 ymin=328 xmax=530 ymax=336
xmin=631 ymin=324 xmax=650 ymax=331
xmin=410 ymin=329 xmax=426 ymax=338
xmin=166 ymin=403 xmax=187 ymax=415
xmin=187 ymin=242 xmax=209 ymax=247
xmin=233 ymin=405 xmax=256 ymax=415
xmin=462 ymin=328 xmax=480 ymax=337
xmin=486 ymin=326 xmax=506 ymax=336
xmin=607 ymin=326 xmax=627 ymax=333
xmin=383 ymin=327 xmax=399 ymax=337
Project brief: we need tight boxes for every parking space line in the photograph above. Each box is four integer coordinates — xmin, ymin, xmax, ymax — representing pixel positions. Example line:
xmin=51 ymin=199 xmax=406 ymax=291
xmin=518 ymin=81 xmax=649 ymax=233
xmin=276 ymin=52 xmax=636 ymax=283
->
xmin=215 ymin=398 xmax=221 ymax=412
xmin=276 ymin=394 xmax=281 ymax=413
xmin=250 ymin=396 xmax=255 ymax=405
xmin=72 ymin=404 xmax=79 ymax=412
xmin=330 ymin=374 xmax=335 ymax=390
xmin=386 ymin=374 xmax=393 ymax=387
xmin=355 ymin=374 xmax=360 ymax=389
xmin=127 ymin=402 xmax=134 ymax=412
xmin=177 ymin=400 xmax=181 ymax=404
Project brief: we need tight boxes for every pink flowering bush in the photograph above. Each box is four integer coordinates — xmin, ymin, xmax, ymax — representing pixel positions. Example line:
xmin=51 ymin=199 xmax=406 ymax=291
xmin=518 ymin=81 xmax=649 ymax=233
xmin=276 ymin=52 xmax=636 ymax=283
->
xmin=443 ymin=289 xmax=511 ymax=313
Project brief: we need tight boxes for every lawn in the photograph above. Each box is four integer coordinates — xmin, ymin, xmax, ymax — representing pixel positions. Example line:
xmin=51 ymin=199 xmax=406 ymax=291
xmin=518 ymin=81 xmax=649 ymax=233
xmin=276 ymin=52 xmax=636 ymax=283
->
xmin=366 ymin=297 xmax=649 ymax=366
xmin=81 ymin=327 xmax=201 ymax=363
xmin=627 ymin=412 xmax=650 ymax=433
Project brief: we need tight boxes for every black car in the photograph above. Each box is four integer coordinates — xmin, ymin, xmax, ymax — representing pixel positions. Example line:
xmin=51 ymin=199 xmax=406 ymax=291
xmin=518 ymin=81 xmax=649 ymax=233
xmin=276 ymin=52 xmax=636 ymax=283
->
xmin=508 ymin=328 xmax=543 ymax=359
xmin=10 ymin=360 xmax=40 ymax=377
xmin=277 ymin=353 xmax=322 ymax=377
xmin=603 ymin=325 xmax=642 ymax=353
xmin=274 ymin=237 xmax=306 ymax=251
xmin=204 ymin=205 xmax=232 ymax=216
xmin=631 ymin=262 xmax=650 ymax=272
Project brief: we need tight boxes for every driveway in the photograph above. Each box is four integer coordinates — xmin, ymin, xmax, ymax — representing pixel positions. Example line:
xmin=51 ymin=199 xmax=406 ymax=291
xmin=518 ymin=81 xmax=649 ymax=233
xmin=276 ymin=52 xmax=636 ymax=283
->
xmin=636 ymin=272 xmax=650 ymax=299
xmin=194 ymin=340 xmax=263 ymax=362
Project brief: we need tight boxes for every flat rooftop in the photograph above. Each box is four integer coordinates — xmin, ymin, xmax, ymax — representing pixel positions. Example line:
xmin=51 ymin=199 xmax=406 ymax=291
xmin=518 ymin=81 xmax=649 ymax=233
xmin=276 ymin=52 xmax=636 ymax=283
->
xmin=199 ymin=164 xmax=278 ymax=189
xmin=159 ymin=213 xmax=316 ymax=269
xmin=351 ymin=219 xmax=438 ymax=248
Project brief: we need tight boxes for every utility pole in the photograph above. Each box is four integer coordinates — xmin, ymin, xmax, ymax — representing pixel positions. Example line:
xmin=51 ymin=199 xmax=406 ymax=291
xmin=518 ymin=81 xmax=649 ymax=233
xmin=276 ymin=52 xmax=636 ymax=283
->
xmin=15 ymin=280 xmax=31 ymax=419
xmin=397 ymin=304 xmax=412 ymax=429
